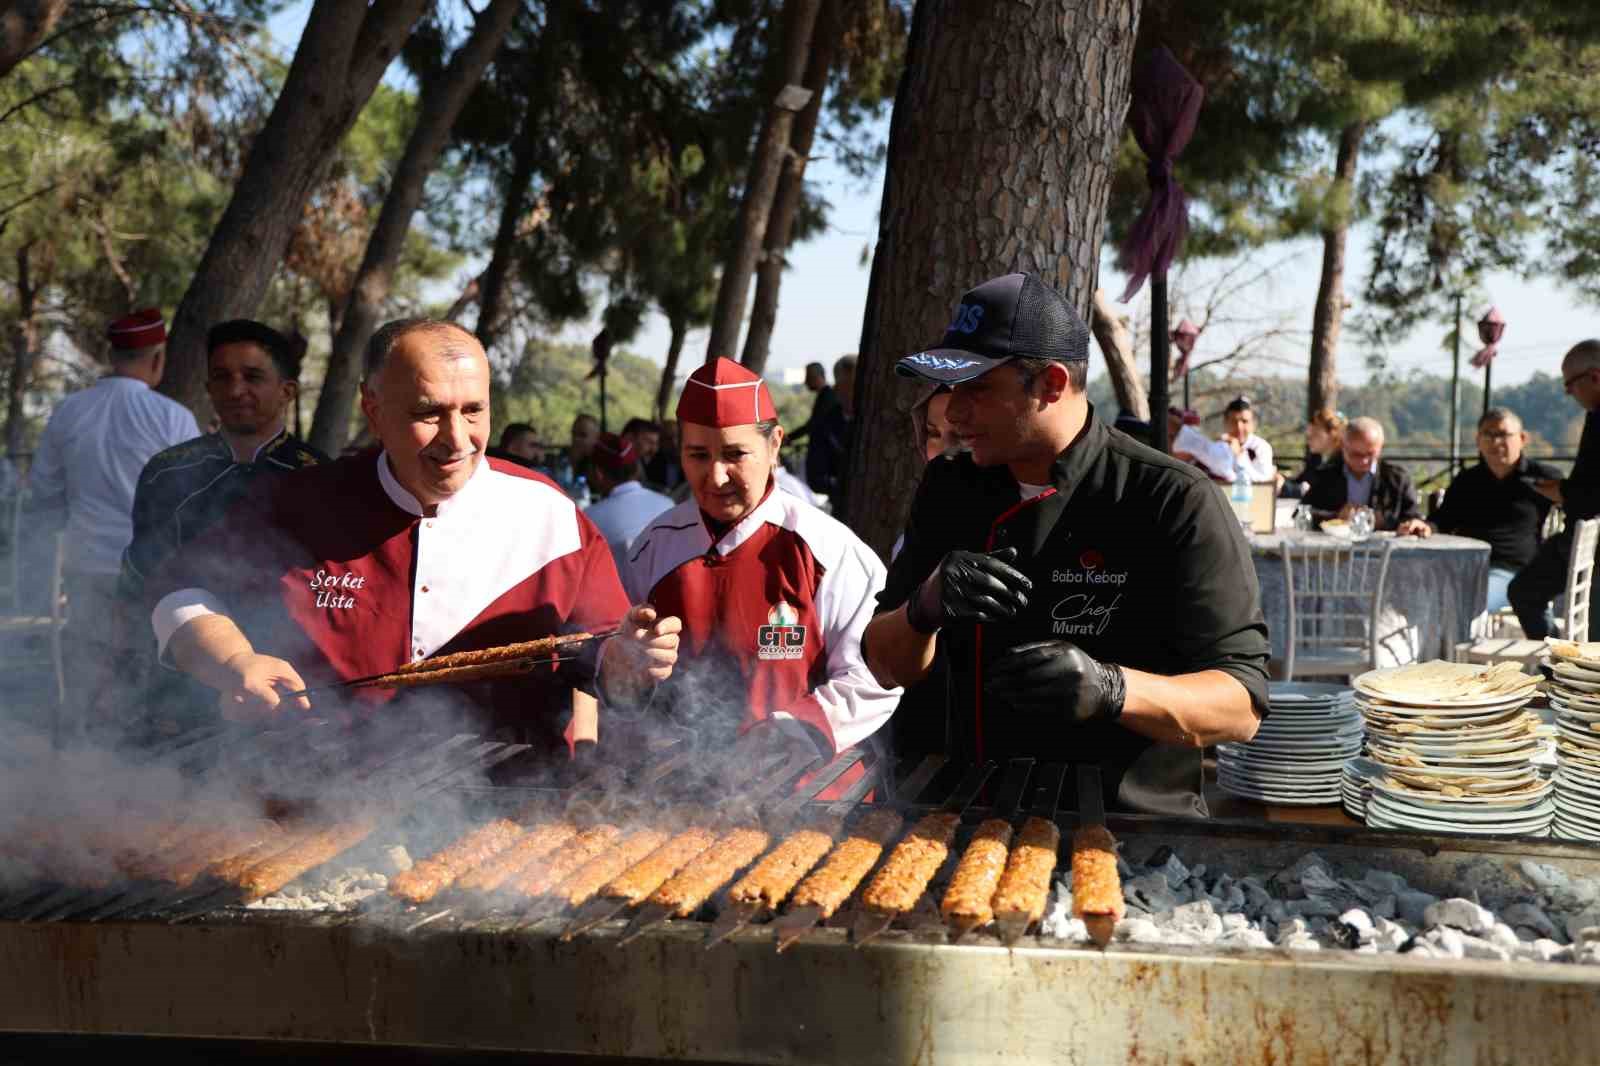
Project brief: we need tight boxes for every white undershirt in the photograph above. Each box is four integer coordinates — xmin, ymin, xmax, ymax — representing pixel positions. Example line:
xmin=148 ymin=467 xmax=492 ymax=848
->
xmin=1018 ymin=481 xmax=1051 ymax=501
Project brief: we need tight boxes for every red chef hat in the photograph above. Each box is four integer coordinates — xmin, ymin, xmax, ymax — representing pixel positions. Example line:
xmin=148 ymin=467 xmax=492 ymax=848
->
xmin=107 ymin=308 xmax=167 ymax=351
xmin=592 ymin=432 xmax=638 ymax=476
xmin=676 ymin=358 xmax=778 ymax=428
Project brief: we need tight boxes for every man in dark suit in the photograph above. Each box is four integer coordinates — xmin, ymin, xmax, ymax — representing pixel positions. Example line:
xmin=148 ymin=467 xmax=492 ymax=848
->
xmin=1303 ymin=416 xmax=1432 ymax=536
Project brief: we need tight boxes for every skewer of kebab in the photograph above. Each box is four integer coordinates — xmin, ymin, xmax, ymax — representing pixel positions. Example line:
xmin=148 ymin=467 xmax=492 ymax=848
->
xmin=991 ymin=762 xmax=1067 ymax=946
xmin=704 ymin=750 xmax=877 ymax=947
xmin=281 ymin=632 xmax=610 ymax=700
xmin=925 ymin=756 xmax=1039 ymax=941
xmin=611 ymin=742 xmax=870 ymax=941
xmin=1067 ymin=764 xmax=1123 ymax=948
xmin=766 ymin=755 xmax=958 ymax=953
xmin=847 ymin=761 xmax=997 ymax=948
xmin=559 ymin=748 xmax=822 ymax=941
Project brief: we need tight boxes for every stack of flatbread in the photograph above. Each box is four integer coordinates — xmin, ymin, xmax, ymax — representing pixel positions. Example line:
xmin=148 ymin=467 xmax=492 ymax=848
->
xmin=1351 ymin=661 xmax=1551 ymax=837
xmin=1541 ymin=640 xmax=1600 ymax=841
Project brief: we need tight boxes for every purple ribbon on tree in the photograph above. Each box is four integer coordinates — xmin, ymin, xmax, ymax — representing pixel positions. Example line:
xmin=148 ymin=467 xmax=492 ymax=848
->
xmin=1469 ymin=306 xmax=1505 ymax=369
xmin=1118 ymin=47 xmax=1204 ymax=303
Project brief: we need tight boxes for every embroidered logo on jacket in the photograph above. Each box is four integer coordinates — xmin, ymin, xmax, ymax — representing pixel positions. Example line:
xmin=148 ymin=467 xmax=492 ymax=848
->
xmin=757 ymin=601 xmax=807 ymax=660
xmin=308 ymin=568 xmax=364 ymax=609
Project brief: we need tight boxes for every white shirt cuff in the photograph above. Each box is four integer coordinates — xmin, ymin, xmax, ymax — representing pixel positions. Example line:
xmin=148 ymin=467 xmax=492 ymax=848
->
xmin=152 ymin=587 xmax=228 ymax=665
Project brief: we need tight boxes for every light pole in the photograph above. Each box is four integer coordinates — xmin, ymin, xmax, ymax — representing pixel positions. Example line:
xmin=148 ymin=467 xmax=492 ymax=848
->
xmin=1449 ymin=293 xmax=1463 ymax=479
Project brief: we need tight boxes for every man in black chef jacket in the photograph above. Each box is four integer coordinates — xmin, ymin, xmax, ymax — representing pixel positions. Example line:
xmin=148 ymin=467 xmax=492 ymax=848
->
xmin=863 ymin=273 xmax=1270 ymax=817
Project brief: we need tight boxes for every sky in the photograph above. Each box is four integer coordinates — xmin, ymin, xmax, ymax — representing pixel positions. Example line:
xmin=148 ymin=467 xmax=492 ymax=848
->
xmin=267 ymin=4 xmax=1597 ymax=393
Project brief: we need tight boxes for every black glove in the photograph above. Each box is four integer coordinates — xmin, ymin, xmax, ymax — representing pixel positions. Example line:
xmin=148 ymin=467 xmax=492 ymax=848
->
xmin=906 ymin=547 xmax=1032 ymax=633
xmin=983 ymin=640 xmax=1126 ymax=726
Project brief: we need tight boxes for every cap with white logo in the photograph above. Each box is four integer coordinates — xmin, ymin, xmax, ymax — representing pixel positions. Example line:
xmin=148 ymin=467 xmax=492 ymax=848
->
xmin=896 ymin=272 xmax=1091 ymax=385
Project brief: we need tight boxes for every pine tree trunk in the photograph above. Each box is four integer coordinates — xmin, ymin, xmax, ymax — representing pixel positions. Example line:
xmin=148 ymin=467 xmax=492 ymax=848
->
xmin=703 ymin=0 xmax=825 ymax=363
xmin=1308 ymin=120 xmax=1364 ymax=419
xmin=5 ymin=241 xmax=40 ymax=457
xmin=308 ymin=0 xmax=520 ymax=456
xmin=159 ymin=0 xmax=430 ymax=415
xmin=475 ymin=126 xmax=538 ymax=355
xmin=842 ymin=0 xmax=1140 ymax=556
xmin=1090 ymin=286 xmax=1147 ymax=421
xmin=656 ymin=312 xmax=689 ymax=423
xmin=0 ymin=0 xmax=68 ymax=81
xmin=739 ymin=0 xmax=842 ymax=375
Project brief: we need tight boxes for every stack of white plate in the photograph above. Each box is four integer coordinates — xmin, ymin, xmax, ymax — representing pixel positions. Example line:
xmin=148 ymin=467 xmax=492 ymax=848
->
xmin=1354 ymin=661 xmax=1550 ymax=836
xmin=1217 ymin=682 xmax=1360 ymax=806
xmin=1541 ymin=642 xmax=1600 ymax=841
xmin=1341 ymin=756 xmax=1382 ymax=820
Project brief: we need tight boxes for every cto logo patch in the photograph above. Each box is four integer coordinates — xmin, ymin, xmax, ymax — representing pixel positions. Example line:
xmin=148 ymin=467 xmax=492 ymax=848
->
xmin=757 ymin=601 xmax=807 ymax=661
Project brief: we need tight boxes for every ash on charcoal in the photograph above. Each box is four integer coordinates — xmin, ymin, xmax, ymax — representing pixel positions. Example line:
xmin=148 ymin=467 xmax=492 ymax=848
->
xmin=1425 ymin=898 xmax=1496 ymax=936
xmin=1163 ymin=900 xmax=1223 ymax=942
xmin=1501 ymin=902 xmax=1560 ymax=942
xmin=1123 ymin=871 xmax=1181 ymax=912
xmin=248 ymin=865 xmax=389 ymax=912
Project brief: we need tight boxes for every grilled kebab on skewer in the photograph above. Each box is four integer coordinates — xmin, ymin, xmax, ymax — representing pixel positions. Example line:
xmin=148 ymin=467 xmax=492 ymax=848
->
xmin=939 ymin=818 xmax=1014 ymax=937
xmin=388 ymin=818 xmax=530 ymax=904
xmin=236 ymin=818 xmax=377 ymax=902
xmin=854 ymin=812 xmax=961 ymax=943
xmin=991 ymin=816 xmax=1061 ymax=944
xmin=1069 ymin=824 xmax=1124 ymax=946
xmin=502 ymin=824 xmax=623 ymax=899
xmin=454 ymin=821 xmax=583 ymax=895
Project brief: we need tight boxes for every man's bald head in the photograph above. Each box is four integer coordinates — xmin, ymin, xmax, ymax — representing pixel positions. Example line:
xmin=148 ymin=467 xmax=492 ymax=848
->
xmin=364 ymin=318 xmax=481 ymax=395
xmin=1346 ymin=416 xmax=1385 ymax=446
xmin=359 ymin=318 xmax=491 ymax=509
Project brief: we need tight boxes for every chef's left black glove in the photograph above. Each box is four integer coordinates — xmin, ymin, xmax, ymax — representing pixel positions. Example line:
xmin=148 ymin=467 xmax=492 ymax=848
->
xmin=983 ymin=640 xmax=1126 ymax=726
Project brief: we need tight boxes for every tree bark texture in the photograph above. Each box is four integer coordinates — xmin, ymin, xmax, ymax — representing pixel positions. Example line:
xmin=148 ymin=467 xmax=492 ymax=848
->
xmin=656 ymin=311 xmax=689 ymax=423
xmin=159 ymin=0 xmax=430 ymax=415
xmin=1090 ymin=286 xmax=1146 ymax=421
xmin=739 ymin=0 xmax=842 ymax=375
xmin=1307 ymin=120 xmax=1364 ymax=420
xmin=475 ymin=125 xmax=539 ymax=356
xmin=0 ymin=0 xmax=68 ymax=81
xmin=309 ymin=0 xmax=521 ymax=456
xmin=5 ymin=241 xmax=40 ymax=456
xmin=703 ymin=0 xmax=824 ymax=363
xmin=842 ymin=0 xmax=1140 ymax=557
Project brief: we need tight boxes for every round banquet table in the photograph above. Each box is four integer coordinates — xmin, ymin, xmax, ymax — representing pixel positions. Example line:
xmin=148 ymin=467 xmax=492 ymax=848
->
xmin=1249 ymin=531 xmax=1492 ymax=669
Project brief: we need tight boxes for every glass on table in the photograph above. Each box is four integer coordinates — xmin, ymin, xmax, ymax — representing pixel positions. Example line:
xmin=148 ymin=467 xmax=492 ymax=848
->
xmin=1350 ymin=506 xmax=1376 ymax=539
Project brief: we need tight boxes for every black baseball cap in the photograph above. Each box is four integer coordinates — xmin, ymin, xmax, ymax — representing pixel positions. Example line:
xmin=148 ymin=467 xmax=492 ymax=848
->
xmin=895 ymin=272 xmax=1091 ymax=385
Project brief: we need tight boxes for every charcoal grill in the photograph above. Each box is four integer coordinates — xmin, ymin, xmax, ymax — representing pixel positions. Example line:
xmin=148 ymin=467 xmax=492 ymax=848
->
xmin=3 ymin=732 xmax=1600 ymax=1064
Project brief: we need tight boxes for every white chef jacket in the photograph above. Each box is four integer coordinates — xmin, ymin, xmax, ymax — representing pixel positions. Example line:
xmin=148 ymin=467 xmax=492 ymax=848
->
xmin=29 ymin=376 xmax=200 ymax=575
xmin=1230 ymin=432 xmax=1277 ymax=482
xmin=583 ymin=480 xmax=674 ymax=574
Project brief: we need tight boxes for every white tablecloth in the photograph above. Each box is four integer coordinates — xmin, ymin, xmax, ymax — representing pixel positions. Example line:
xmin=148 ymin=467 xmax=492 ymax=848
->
xmin=1250 ymin=532 xmax=1492 ymax=668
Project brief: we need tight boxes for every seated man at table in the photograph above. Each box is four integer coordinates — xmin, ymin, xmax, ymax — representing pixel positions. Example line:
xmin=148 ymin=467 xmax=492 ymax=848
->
xmin=1429 ymin=408 xmax=1561 ymax=615
xmin=1303 ymin=416 xmax=1431 ymax=536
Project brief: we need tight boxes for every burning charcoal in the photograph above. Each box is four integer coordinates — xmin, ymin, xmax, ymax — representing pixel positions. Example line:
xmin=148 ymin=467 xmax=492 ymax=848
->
xmin=1123 ymin=871 xmax=1179 ymax=913
xmin=1287 ymin=897 xmax=1341 ymax=919
xmin=1517 ymin=861 xmax=1599 ymax=911
xmin=1273 ymin=917 xmax=1309 ymax=945
xmin=1456 ymin=933 xmax=1512 ymax=962
xmin=1487 ymin=923 xmax=1521 ymax=953
xmin=1269 ymin=853 xmax=1330 ymax=900
xmin=1502 ymin=902 xmax=1560 ymax=942
xmin=1360 ymin=869 xmax=1409 ymax=897
xmin=1424 ymin=898 xmax=1496 ymax=936
xmin=1149 ymin=850 xmax=1188 ymax=889
xmin=1397 ymin=890 xmax=1439 ymax=928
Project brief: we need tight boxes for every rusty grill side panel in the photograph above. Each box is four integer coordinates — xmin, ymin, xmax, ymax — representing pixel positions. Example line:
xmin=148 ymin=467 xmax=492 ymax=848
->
xmin=1 ymin=918 xmax=1598 ymax=1065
